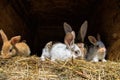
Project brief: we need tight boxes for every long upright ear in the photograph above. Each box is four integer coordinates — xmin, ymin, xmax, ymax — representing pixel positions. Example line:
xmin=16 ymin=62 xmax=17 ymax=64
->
xmin=71 ymin=31 xmax=75 ymax=45
xmin=64 ymin=31 xmax=75 ymax=48
xmin=63 ymin=22 xmax=72 ymax=34
xmin=0 ymin=29 xmax=8 ymax=42
xmin=88 ymin=36 xmax=97 ymax=45
xmin=10 ymin=36 xmax=21 ymax=45
xmin=80 ymin=20 xmax=88 ymax=42
xmin=97 ymin=33 xmax=101 ymax=41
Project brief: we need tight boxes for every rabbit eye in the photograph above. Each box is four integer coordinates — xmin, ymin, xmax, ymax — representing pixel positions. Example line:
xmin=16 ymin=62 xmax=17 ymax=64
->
xmin=96 ymin=45 xmax=99 ymax=48
xmin=9 ymin=48 xmax=13 ymax=52
xmin=9 ymin=47 xmax=13 ymax=52
xmin=75 ymin=51 xmax=79 ymax=55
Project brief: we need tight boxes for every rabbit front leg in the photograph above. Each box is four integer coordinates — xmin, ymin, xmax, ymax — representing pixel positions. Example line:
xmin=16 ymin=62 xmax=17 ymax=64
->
xmin=40 ymin=49 xmax=46 ymax=61
xmin=91 ymin=56 xmax=107 ymax=62
xmin=41 ymin=48 xmax=50 ymax=61
xmin=51 ymin=58 xmax=56 ymax=62
xmin=102 ymin=59 xmax=107 ymax=62
xmin=40 ymin=55 xmax=46 ymax=61
xmin=91 ymin=56 xmax=99 ymax=62
xmin=101 ymin=53 xmax=107 ymax=62
xmin=40 ymin=53 xmax=51 ymax=61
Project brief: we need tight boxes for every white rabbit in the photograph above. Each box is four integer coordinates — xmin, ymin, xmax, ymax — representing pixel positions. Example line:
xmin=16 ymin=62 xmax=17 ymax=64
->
xmin=86 ymin=34 xmax=107 ymax=62
xmin=50 ymin=31 xmax=82 ymax=61
xmin=41 ymin=22 xmax=83 ymax=61
xmin=0 ymin=29 xmax=31 ymax=58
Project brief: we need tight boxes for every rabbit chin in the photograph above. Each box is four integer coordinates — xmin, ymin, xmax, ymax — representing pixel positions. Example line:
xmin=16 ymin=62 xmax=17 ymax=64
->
xmin=72 ymin=55 xmax=77 ymax=59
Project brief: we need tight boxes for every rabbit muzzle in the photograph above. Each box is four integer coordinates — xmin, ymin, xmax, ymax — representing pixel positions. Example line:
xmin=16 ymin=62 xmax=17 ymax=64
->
xmin=98 ymin=47 xmax=106 ymax=53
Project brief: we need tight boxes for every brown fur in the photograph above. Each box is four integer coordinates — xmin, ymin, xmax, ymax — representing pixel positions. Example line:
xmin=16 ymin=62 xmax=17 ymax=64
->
xmin=0 ymin=29 xmax=31 ymax=58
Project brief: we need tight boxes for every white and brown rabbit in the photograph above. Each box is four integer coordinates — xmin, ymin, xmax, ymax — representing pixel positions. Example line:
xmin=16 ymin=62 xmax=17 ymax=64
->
xmin=41 ymin=22 xmax=83 ymax=61
xmin=50 ymin=24 xmax=82 ymax=61
xmin=86 ymin=34 xmax=107 ymax=62
xmin=0 ymin=29 xmax=31 ymax=58
xmin=77 ymin=21 xmax=88 ymax=59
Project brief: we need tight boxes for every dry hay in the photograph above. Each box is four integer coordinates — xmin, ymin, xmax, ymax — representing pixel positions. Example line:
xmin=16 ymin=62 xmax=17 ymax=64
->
xmin=0 ymin=56 xmax=120 ymax=80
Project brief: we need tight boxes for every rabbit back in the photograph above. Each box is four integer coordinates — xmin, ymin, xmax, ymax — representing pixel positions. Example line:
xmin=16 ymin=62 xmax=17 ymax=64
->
xmin=15 ymin=42 xmax=31 ymax=56
xmin=50 ymin=43 xmax=72 ymax=61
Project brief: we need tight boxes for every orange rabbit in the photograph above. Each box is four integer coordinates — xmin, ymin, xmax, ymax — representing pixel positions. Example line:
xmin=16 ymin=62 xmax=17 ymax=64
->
xmin=0 ymin=29 xmax=31 ymax=58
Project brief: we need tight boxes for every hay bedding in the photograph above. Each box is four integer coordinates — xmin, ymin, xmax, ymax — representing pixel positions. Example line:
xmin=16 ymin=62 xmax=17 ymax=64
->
xmin=0 ymin=56 xmax=120 ymax=80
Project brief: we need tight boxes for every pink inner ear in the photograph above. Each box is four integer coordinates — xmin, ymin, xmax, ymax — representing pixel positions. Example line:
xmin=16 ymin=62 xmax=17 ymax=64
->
xmin=11 ymin=36 xmax=21 ymax=45
xmin=88 ymin=36 xmax=97 ymax=44
xmin=64 ymin=33 xmax=74 ymax=47
xmin=71 ymin=31 xmax=75 ymax=40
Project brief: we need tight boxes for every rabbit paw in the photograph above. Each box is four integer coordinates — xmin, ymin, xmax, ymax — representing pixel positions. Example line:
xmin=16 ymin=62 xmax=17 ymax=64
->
xmin=102 ymin=59 xmax=107 ymax=62
xmin=51 ymin=58 xmax=56 ymax=62
xmin=91 ymin=57 xmax=99 ymax=62
xmin=40 ymin=56 xmax=45 ymax=61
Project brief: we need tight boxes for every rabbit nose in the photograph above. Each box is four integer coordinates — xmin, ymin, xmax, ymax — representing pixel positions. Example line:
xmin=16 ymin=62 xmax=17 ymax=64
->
xmin=99 ymin=48 xmax=106 ymax=52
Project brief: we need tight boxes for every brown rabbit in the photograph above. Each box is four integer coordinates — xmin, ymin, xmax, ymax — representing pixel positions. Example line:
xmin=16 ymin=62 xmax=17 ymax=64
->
xmin=0 ymin=29 xmax=31 ymax=58
xmin=77 ymin=21 xmax=88 ymax=59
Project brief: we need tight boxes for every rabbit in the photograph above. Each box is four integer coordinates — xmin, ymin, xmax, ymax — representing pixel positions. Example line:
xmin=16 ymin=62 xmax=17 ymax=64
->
xmin=50 ymin=31 xmax=82 ymax=61
xmin=41 ymin=21 xmax=88 ymax=61
xmin=41 ymin=41 xmax=61 ymax=61
xmin=77 ymin=43 xmax=87 ymax=59
xmin=76 ymin=20 xmax=88 ymax=59
xmin=86 ymin=34 xmax=107 ymax=62
xmin=0 ymin=29 xmax=31 ymax=59
xmin=41 ymin=41 xmax=53 ymax=61
xmin=41 ymin=22 xmax=83 ymax=61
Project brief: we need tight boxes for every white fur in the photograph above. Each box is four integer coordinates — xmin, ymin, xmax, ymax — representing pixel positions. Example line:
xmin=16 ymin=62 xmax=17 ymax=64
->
xmin=50 ymin=43 xmax=72 ymax=61
xmin=40 ymin=41 xmax=52 ymax=61
xmin=41 ymin=47 xmax=51 ymax=61
xmin=41 ymin=43 xmax=82 ymax=61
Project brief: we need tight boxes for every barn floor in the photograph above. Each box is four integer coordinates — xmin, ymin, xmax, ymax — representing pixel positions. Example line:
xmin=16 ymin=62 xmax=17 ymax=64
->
xmin=0 ymin=56 xmax=120 ymax=80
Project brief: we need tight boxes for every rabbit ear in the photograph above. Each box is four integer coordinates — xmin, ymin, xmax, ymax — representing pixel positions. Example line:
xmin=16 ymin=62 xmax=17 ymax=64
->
xmin=10 ymin=36 xmax=21 ymax=45
xmin=64 ymin=22 xmax=72 ymax=34
xmin=0 ymin=29 xmax=8 ymax=42
xmin=97 ymin=33 xmax=101 ymax=41
xmin=71 ymin=31 xmax=75 ymax=40
xmin=71 ymin=31 xmax=75 ymax=45
xmin=88 ymin=36 xmax=97 ymax=45
xmin=80 ymin=20 xmax=88 ymax=42
xmin=77 ymin=43 xmax=84 ymax=48
xmin=64 ymin=31 xmax=75 ymax=48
